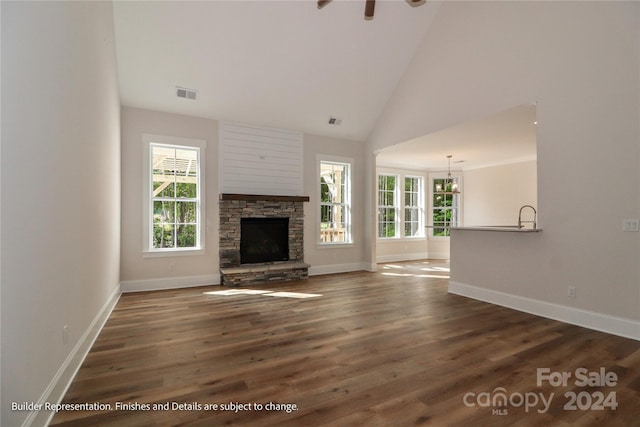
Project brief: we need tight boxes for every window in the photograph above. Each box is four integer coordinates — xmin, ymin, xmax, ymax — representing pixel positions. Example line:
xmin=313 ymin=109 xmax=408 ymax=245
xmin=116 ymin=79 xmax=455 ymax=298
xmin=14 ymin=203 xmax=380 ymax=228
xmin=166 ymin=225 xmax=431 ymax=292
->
xmin=143 ymin=135 xmax=206 ymax=255
xmin=404 ymin=176 xmax=423 ymax=237
xmin=378 ymin=174 xmax=398 ymax=238
xmin=377 ymin=172 xmax=424 ymax=239
xmin=319 ymin=160 xmax=352 ymax=244
xmin=431 ymin=176 xmax=460 ymax=237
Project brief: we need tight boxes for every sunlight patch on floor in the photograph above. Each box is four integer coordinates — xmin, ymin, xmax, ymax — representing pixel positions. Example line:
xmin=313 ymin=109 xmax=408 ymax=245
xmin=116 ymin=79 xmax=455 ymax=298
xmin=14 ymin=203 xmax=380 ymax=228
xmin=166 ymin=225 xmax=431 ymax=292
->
xmin=380 ymin=261 xmax=450 ymax=279
xmin=421 ymin=266 xmax=450 ymax=272
xmin=204 ymin=289 xmax=322 ymax=299
xmin=382 ymin=272 xmax=450 ymax=279
xmin=264 ymin=291 xmax=322 ymax=299
xmin=206 ymin=289 xmax=272 ymax=296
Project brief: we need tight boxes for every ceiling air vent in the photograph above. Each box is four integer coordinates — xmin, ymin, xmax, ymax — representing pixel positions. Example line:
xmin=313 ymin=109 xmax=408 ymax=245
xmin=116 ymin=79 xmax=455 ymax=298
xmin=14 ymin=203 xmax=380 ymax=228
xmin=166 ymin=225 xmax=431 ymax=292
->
xmin=176 ymin=87 xmax=197 ymax=100
xmin=328 ymin=116 xmax=342 ymax=126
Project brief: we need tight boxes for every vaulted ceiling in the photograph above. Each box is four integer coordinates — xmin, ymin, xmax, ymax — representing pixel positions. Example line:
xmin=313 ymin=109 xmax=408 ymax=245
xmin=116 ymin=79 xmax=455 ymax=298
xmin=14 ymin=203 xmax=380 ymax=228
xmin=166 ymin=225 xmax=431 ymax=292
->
xmin=113 ymin=1 xmax=536 ymax=170
xmin=376 ymin=104 xmax=537 ymax=170
xmin=113 ymin=0 xmax=439 ymax=142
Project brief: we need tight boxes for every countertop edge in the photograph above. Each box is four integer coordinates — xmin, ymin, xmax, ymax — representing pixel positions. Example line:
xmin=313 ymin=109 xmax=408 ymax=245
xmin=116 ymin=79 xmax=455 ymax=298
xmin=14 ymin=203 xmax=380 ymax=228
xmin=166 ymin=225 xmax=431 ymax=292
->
xmin=451 ymin=227 xmax=542 ymax=232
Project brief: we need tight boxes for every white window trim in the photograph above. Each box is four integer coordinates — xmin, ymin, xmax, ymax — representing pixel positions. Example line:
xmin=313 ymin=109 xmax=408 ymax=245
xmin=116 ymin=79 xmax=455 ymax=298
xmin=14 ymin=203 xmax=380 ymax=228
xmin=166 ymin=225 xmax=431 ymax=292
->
xmin=377 ymin=173 xmax=400 ymax=239
xmin=317 ymin=155 xmax=354 ymax=247
xmin=404 ymin=175 xmax=425 ymax=239
xmin=142 ymin=134 xmax=207 ymax=257
xmin=376 ymin=169 xmax=426 ymax=241
xmin=428 ymin=172 xmax=462 ymax=239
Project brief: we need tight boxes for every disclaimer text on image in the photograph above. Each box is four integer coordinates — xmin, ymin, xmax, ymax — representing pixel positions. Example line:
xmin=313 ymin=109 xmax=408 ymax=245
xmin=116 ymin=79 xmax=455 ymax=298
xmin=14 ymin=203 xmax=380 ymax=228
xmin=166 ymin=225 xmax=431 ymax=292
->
xmin=12 ymin=401 xmax=299 ymax=415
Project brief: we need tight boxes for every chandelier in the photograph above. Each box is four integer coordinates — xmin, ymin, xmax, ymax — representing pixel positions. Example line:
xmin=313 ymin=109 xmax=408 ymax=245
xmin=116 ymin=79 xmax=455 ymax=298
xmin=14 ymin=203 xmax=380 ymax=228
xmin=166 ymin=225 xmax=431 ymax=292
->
xmin=434 ymin=155 xmax=460 ymax=195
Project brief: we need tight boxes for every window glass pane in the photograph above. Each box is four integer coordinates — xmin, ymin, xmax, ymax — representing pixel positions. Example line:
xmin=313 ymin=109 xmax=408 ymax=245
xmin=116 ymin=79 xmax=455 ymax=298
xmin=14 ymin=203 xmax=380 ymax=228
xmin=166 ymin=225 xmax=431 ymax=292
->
xmin=377 ymin=174 xmax=398 ymax=238
xmin=176 ymin=182 xmax=196 ymax=198
xmin=153 ymin=224 xmax=175 ymax=248
xmin=176 ymin=201 xmax=197 ymax=224
xmin=433 ymin=227 xmax=448 ymax=237
xmin=153 ymin=147 xmax=176 ymax=196
xmin=405 ymin=208 xmax=414 ymax=222
xmin=450 ymin=208 xmax=459 ymax=227
xmin=175 ymin=149 xmax=197 ymax=174
xmin=153 ymin=201 xmax=175 ymax=223
xmin=320 ymin=204 xmax=332 ymax=225
xmin=378 ymin=207 xmax=396 ymax=238
xmin=405 ymin=221 xmax=418 ymax=237
xmin=332 ymin=205 xmax=346 ymax=227
xmin=176 ymin=224 xmax=197 ymax=248
xmin=150 ymin=143 xmax=200 ymax=250
xmin=320 ymin=161 xmax=351 ymax=243
xmin=401 ymin=177 xmax=422 ymax=237
xmin=153 ymin=180 xmax=174 ymax=198
xmin=386 ymin=191 xmax=395 ymax=206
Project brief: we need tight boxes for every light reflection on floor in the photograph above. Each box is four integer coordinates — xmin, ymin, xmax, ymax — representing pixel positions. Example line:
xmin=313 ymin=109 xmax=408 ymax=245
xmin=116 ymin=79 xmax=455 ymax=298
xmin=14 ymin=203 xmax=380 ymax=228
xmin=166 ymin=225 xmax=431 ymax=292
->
xmin=380 ymin=260 xmax=450 ymax=279
xmin=204 ymin=289 xmax=322 ymax=299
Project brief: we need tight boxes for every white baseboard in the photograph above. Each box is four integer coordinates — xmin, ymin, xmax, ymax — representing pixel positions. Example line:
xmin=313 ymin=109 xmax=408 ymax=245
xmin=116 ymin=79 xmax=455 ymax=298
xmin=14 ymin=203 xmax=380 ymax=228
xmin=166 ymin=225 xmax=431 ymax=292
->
xmin=363 ymin=262 xmax=377 ymax=272
xmin=29 ymin=285 xmax=122 ymax=427
xmin=308 ymin=262 xmax=369 ymax=276
xmin=376 ymin=252 xmax=429 ymax=263
xmin=121 ymin=274 xmax=220 ymax=293
xmin=425 ymin=251 xmax=450 ymax=260
xmin=448 ymin=281 xmax=640 ymax=341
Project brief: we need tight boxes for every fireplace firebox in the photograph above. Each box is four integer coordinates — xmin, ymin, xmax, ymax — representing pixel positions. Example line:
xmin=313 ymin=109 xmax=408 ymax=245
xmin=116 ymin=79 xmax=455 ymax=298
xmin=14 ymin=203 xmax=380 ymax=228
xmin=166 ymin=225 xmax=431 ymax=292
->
xmin=240 ymin=217 xmax=289 ymax=264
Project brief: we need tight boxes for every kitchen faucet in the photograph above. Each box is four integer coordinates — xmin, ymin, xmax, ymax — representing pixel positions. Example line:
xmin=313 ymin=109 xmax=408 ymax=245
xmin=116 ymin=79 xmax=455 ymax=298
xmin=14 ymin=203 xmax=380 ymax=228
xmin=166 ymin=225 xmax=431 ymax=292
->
xmin=518 ymin=205 xmax=537 ymax=229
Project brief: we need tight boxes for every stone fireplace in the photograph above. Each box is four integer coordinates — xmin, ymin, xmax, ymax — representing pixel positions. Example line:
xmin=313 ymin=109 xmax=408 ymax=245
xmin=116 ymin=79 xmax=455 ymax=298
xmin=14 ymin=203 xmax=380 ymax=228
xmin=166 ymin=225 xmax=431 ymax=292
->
xmin=219 ymin=193 xmax=310 ymax=286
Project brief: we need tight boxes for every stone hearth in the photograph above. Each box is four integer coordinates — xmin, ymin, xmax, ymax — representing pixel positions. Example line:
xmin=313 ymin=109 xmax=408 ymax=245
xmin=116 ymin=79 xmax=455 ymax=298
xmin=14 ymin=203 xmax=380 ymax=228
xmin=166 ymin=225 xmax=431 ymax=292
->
xmin=219 ymin=194 xmax=310 ymax=286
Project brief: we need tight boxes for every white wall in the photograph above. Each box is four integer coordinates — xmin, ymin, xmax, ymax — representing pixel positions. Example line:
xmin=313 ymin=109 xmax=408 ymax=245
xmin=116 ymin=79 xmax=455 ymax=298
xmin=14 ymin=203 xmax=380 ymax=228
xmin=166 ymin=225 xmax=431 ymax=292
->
xmin=121 ymin=108 xmax=368 ymax=286
xmin=120 ymin=107 xmax=220 ymax=290
xmin=463 ymin=160 xmax=537 ymax=227
xmin=368 ymin=2 xmax=640 ymax=327
xmin=219 ymin=121 xmax=303 ymax=196
xmin=1 ymin=2 xmax=121 ymax=426
xmin=303 ymin=134 xmax=369 ymax=275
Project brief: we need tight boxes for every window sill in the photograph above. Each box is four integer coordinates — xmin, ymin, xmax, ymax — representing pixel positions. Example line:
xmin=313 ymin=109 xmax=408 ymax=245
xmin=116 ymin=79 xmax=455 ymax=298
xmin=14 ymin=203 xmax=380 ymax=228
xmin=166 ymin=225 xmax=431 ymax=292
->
xmin=316 ymin=242 xmax=355 ymax=249
xmin=377 ymin=236 xmax=426 ymax=242
xmin=143 ymin=248 xmax=205 ymax=258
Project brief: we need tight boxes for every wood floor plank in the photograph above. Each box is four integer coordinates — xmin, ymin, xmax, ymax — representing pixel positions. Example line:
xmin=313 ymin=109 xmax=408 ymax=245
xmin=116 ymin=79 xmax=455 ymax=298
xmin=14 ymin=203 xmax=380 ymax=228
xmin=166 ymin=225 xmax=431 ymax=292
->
xmin=50 ymin=260 xmax=640 ymax=426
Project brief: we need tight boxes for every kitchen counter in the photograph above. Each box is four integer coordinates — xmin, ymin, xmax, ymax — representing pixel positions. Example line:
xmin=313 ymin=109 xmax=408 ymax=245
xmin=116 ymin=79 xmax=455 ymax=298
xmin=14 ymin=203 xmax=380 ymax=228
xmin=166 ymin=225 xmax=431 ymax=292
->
xmin=451 ymin=226 xmax=541 ymax=232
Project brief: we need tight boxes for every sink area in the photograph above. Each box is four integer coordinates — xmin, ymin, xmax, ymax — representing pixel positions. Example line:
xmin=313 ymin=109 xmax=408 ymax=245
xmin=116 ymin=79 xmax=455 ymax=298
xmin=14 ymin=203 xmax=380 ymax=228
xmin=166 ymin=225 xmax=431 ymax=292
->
xmin=518 ymin=205 xmax=537 ymax=229
xmin=452 ymin=205 xmax=540 ymax=232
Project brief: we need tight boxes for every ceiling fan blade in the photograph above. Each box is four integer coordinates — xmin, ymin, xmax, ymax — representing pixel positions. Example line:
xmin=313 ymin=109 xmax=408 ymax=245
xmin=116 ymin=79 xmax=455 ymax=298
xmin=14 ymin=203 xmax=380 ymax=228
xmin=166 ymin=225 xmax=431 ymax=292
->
xmin=364 ymin=0 xmax=375 ymax=19
xmin=317 ymin=0 xmax=331 ymax=9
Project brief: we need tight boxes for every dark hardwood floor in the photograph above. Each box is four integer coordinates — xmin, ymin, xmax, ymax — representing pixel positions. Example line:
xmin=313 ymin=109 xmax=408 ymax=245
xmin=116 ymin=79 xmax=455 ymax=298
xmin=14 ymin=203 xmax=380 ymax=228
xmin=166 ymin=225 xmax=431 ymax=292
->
xmin=51 ymin=260 xmax=640 ymax=426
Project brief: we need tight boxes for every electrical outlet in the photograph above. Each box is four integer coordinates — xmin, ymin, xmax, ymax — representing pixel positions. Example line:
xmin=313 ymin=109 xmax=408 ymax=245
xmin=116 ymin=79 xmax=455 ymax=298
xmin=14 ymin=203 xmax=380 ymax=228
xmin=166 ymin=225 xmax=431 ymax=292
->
xmin=169 ymin=263 xmax=175 ymax=272
xmin=63 ymin=325 xmax=70 ymax=345
xmin=567 ymin=286 xmax=576 ymax=298
xmin=622 ymin=219 xmax=639 ymax=232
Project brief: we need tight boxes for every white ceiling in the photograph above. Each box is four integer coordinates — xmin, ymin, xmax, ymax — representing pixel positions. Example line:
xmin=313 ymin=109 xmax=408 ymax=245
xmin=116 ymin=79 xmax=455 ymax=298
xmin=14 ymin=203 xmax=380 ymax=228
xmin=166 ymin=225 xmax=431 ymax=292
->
xmin=376 ymin=104 xmax=538 ymax=171
xmin=112 ymin=0 xmax=440 ymax=142
xmin=112 ymin=1 xmax=536 ymax=170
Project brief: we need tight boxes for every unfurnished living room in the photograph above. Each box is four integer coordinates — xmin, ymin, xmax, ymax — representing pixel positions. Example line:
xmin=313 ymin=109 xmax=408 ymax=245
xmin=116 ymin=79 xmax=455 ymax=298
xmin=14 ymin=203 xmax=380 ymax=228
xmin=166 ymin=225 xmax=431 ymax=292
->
xmin=1 ymin=1 xmax=639 ymax=426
